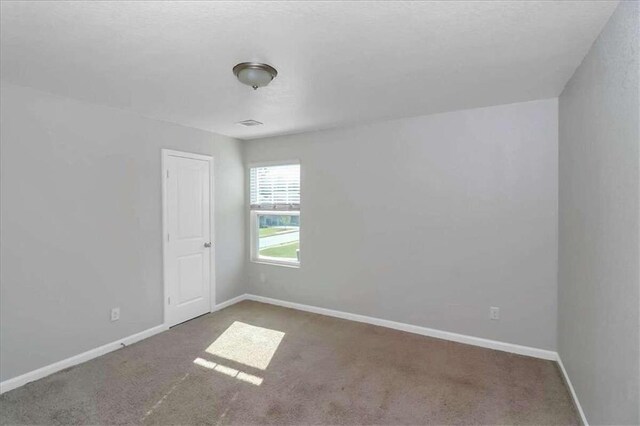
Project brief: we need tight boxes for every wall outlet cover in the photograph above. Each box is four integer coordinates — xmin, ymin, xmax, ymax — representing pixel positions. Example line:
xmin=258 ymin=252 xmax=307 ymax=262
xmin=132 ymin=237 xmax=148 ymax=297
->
xmin=111 ymin=307 xmax=120 ymax=322
xmin=490 ymin=307 xmax=500 ymax=320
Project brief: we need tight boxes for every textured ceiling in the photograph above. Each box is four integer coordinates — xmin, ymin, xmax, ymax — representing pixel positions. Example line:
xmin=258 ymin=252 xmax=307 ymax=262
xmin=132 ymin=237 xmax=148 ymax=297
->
xmin=1 ymin=1 xmax=617 ymax=140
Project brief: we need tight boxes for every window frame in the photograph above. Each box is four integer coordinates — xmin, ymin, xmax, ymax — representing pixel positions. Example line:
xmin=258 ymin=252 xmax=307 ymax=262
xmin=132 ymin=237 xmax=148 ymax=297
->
xmin=248 ymin=161 xmax=301 ymax=268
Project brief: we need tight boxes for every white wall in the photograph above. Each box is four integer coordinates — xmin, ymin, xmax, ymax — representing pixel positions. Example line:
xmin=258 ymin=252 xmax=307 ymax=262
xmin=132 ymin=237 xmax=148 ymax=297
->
xmin=558 ymin=1 xmax=639 ymax=424
xmin=244 ymin=98 xmax=558 ymax=350
xmin=0 ymin=83 xmax=246 ymax=382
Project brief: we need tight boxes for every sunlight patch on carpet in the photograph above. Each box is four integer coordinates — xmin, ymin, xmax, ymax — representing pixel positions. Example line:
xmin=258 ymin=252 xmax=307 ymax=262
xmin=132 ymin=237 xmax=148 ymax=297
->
xmin=193 ymin=357 xmax=263 ymax=386
xmin=205 ymin=321 xmax=285 ymax=370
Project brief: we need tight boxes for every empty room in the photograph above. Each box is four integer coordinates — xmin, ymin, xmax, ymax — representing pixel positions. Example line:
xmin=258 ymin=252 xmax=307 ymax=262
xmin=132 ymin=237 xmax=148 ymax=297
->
xmin=0 ymin=1 xmax=638 ymax=425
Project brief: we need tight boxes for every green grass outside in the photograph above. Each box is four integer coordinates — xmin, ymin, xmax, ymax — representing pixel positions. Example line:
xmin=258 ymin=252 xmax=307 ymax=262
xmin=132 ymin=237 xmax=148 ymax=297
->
xmin=259 ymin=241 xmax=299 ymax=259
xmin=259 ymin=227 xmax=297 ymax=237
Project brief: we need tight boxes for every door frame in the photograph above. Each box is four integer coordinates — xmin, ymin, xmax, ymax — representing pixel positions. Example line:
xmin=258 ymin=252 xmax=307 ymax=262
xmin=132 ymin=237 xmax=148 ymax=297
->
xmin=161 ymin=148 xmax=216 ymax=327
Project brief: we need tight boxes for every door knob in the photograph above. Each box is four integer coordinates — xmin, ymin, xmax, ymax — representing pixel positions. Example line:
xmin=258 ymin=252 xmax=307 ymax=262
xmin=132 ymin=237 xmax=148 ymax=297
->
xmin=204 ymin=242 xmax=212 ymax=248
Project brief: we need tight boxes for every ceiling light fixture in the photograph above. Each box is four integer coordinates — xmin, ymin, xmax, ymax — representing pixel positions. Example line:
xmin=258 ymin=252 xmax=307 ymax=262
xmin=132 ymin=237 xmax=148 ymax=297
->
xmin=233 ymin=62 xmax=278 ymax=90
xmin=237 ymin=119 xmax=263 ymax=127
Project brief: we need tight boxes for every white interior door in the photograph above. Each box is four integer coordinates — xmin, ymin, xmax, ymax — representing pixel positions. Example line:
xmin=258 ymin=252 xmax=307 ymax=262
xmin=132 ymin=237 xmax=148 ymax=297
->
xmin=163 ymin=150 xmax=213 ymax=327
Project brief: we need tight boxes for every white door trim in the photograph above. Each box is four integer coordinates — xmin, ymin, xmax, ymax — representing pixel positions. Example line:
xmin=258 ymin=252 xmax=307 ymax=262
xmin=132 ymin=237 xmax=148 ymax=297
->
xmin=161 ymin=149 xmax=216 ymax=327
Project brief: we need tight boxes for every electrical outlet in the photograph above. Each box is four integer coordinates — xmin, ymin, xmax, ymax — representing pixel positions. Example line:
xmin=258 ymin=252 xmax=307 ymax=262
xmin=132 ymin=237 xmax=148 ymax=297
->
xmin=489 ymin=307 xmax=500 ymax=320
xmin=111 ymin=307 xmax=120 ymax=322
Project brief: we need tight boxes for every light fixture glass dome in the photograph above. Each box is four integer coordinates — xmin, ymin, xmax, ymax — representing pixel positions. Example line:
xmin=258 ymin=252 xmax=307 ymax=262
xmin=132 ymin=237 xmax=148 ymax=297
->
xmin=233 ymin=62 xmax=278 ymax=90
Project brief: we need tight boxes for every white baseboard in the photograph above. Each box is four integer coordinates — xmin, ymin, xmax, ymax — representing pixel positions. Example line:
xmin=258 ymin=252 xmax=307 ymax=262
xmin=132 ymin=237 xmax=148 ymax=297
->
xmin=212 ymin=294 xmax=247 ymax=312
xmin=557 ymin=355 xmax=588 ymax=425
xmin=0 ymin=324 xmax=168 ymax=395
xmin=245 ymin=294 xmax=558 ymax=361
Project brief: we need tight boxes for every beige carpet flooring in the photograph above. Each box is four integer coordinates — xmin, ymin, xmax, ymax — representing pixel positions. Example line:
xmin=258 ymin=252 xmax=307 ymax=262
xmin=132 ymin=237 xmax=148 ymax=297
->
xmin=0 ymin=300 xmax=579 ymax=425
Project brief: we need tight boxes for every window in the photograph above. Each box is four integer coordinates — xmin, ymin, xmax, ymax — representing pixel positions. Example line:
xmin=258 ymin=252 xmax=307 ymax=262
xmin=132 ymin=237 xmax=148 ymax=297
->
xmin=249 ymin=163 xmax=300 ymax=266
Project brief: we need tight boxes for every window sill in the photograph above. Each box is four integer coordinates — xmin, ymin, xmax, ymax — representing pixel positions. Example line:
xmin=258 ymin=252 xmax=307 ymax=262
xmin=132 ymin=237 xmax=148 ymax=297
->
xmin=250 ymin=259 xmax=300 ymax=269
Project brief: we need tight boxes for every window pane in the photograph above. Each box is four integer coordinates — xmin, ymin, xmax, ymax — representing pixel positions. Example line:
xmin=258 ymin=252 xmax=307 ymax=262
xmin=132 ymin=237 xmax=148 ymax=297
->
xmin=258 ymin=214 xmax=300 ymax=262
xmin=250 ymin=164 xmax=300 ymax=208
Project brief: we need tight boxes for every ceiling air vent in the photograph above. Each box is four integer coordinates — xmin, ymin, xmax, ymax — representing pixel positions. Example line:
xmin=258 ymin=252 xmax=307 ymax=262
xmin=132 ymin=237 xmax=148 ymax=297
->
xmin=237 ymin=119 xmax=263 ymax=127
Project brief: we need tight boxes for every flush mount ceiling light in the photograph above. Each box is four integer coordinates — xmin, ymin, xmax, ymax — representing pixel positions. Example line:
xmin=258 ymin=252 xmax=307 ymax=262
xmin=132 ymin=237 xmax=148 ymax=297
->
xmin=233 ymin=62 xmax=278 ymax=90
xmin=237 ymin=119 xmax=263 ymax=127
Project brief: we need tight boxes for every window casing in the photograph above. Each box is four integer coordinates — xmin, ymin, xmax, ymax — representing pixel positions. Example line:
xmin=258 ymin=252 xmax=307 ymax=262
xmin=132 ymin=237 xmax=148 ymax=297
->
xmin=249 ymin=163 xmax=300 ymax=267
